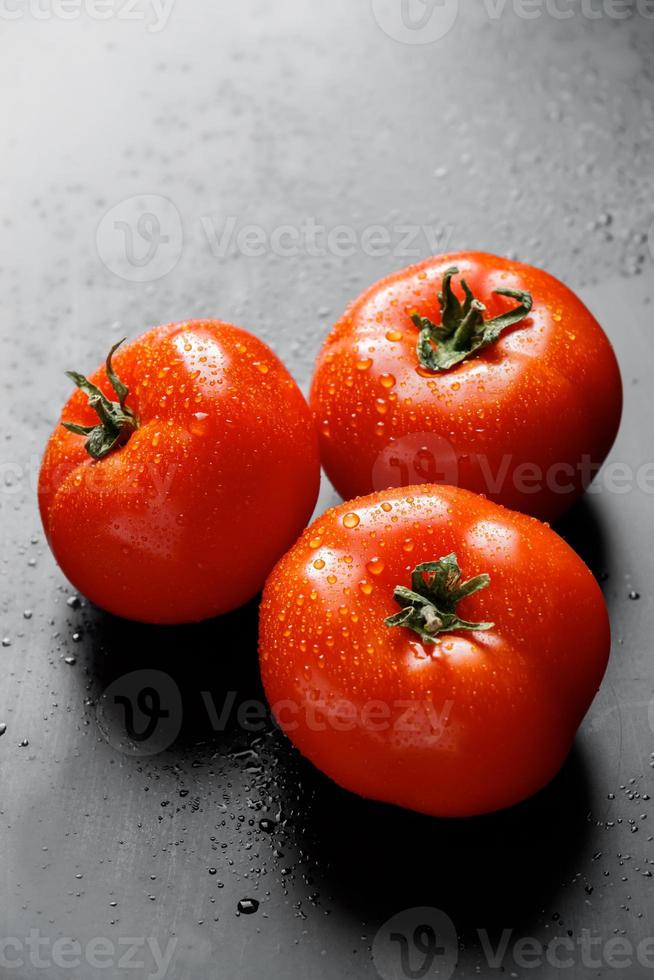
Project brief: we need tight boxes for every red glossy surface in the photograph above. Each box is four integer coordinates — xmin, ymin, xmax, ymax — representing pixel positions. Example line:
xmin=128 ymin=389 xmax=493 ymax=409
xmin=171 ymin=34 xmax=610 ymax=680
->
xmin=311 ymin=253 xmax=622 ymax=521
xmin=259 ymin=485 xmax=610 ymax=817
xmin=39 ymin=320 xmax=320 ymax=623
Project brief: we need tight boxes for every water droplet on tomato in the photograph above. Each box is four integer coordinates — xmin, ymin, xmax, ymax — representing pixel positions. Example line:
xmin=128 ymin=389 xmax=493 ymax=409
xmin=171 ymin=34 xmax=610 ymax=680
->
xmin=342 ymin=513 xmax=360 ymax=529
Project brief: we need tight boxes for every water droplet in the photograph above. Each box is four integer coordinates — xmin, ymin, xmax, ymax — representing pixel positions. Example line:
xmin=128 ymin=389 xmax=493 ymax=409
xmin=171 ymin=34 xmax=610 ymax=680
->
xmin=2 ymin=637 xmax=11 ymax=648
xmin=67 ymin=595 xmax=81 ymax=609
xmin=342 ymin=513 xmax=360 ymax=529
xmin=64 ymin=656 xmax=77 ymax=665
xmin=366 ymin=558 xmax=385 ymax=576
xmin=359 ymin=581 xmax=373 ymax=596
xmin=237 ymin=898 xmax=259 ymax=915
xmin=379 ymin=373 xmax=396 ymax=389
xmin=259 ymin=818 xmax=276 ymax=833
xmin=313 ymin=559 xmax=325 ymax=570
xmin=356 ymin=358 xmax=372 ymax=371
xmin=385 ymin=330 xmax=403 ymax=342
xmin=628 ymin=591 xmax=640 ymax=600
xmin=19 ymin=738 xmax=29 ymax=747
xmin=0 ymin=723 xmax=6 ymax=736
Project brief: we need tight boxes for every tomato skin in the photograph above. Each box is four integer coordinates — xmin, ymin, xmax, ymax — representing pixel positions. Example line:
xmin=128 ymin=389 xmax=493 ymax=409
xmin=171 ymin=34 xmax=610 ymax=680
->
xmin=310 ymin=253 xmax=622 ymax=521
xmin=39 ymin=320 xmax=320 ymax=624
xmin=259 ymin=485 xmax=610 ymax=818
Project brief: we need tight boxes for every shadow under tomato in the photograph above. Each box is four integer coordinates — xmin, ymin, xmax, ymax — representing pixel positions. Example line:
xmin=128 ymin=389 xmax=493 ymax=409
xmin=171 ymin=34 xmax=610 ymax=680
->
xmin=82 ymin=596 xmax=267 ymax=749
xmin=284 ymin=740 xmax=594 ymax=940
xmin=71 ymin=495 xmax=603 ymax=944
xmin=553 ymin=494 xmax=608 ymax=580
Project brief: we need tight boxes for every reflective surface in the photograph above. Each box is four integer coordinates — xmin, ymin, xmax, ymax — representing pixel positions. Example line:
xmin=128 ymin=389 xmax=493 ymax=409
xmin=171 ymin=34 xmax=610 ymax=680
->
xmin=2 ymin=3 xmax=654 ymax=978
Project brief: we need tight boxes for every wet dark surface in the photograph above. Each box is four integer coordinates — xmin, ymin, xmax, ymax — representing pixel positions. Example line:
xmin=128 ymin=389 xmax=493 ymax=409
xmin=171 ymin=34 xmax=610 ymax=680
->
xmin=2 ymin=3 xmax=654 ymax=978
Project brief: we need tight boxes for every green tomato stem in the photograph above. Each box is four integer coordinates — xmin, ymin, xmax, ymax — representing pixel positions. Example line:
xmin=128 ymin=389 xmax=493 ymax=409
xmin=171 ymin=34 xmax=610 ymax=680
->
xmin=62 ymin=339 xmax=138 ymax=460
xmin=411 ymin=266 xmax=533 ymax=372
xmin=384 ymin=553 xmax=494 ymax=643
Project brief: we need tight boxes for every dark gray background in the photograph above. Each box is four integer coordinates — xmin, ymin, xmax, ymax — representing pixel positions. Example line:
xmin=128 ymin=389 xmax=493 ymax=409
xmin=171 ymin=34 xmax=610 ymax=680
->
xmin=2 ymin=1 xmax=654 ymax=977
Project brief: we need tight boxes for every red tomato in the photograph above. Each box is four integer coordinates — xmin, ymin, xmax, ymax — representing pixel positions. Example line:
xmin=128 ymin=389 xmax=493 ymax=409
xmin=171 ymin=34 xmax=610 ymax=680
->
xmin=39 ymin=321 xmax=320 ymax=624
xmin=259 ymin=485 xmax=610 ymax=817
xmin=310 ymin=253 xmax=622 ymax=521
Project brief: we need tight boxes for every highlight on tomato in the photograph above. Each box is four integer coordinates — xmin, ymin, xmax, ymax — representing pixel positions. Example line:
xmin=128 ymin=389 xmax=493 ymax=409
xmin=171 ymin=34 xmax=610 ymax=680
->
xmin=259 ymin=484 xmax=610 ymax=818
xmin=310 ymin=253 xmax=622 ymax=521
xmin=39 ymin=320 xmax=320 ymax=624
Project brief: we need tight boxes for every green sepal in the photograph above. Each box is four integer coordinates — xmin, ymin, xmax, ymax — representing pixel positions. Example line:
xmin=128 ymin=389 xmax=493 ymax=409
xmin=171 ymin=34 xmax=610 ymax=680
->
xmin=62 ymin=339 xmax=138 ymax=460
xmin=411 ymin=266 xmax=533 ymax=372
xmin=384 ymin=553 xmax=494 ymax=644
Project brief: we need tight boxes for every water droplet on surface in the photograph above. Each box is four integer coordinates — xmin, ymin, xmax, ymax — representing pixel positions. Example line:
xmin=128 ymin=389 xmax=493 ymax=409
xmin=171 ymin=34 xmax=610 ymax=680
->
xmin=0 ymin=723 xmax=6 ymax=736
xmin=237 ymin=898 xmax=259 ymax=915
xmin=259 ymin=818 xmax=276 ymax=833
xmin=628 ymin=591 xmax=640 ymax=600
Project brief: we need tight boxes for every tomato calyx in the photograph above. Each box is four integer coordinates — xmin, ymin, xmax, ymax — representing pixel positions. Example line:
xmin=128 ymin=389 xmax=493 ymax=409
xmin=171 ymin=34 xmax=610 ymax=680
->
xmin=62 ymin=339 xmax=139 ymax=460
xmin=384 ymin=552 xmax=494 ymax=643
xmin=411 ymin=266 xmax=533 ymax=371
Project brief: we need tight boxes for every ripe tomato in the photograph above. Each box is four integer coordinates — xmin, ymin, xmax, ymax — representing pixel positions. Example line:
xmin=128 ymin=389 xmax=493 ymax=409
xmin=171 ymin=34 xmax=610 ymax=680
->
xmin=39 ymin=320 xmax=320 ymax=624
xmin=310 ymin=253 xmax=622 ymax=521
xmin=259 ymin=485 xmax=610 ymax=817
